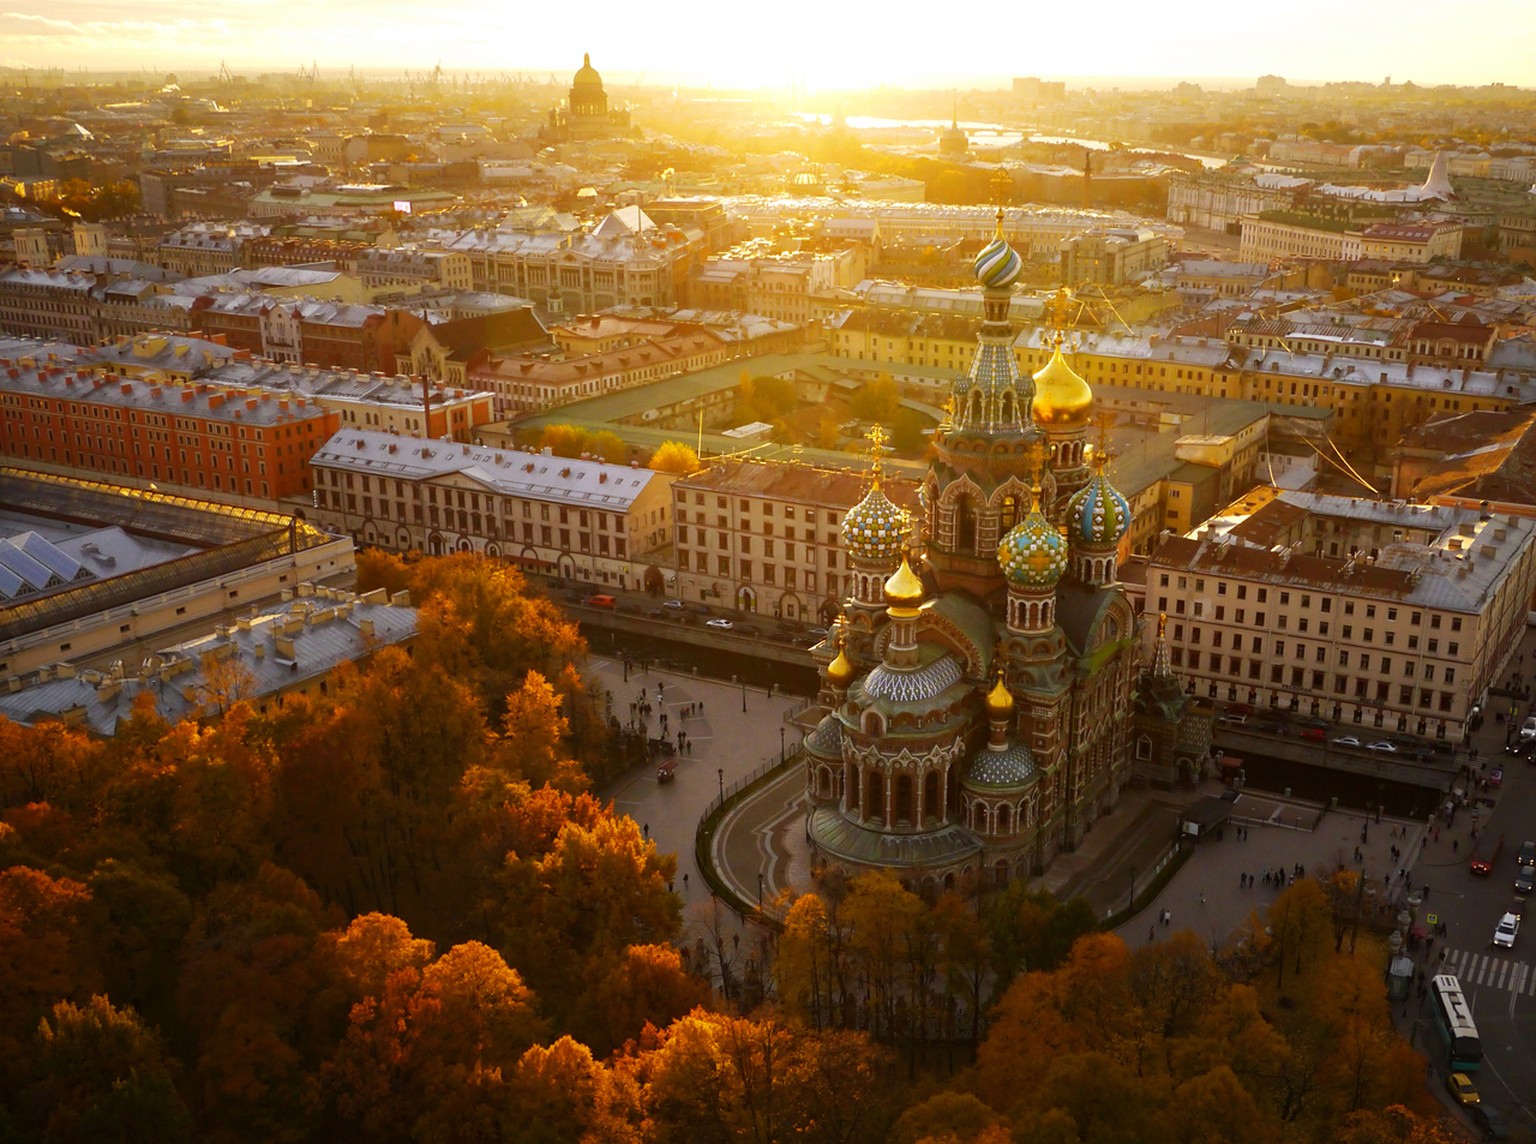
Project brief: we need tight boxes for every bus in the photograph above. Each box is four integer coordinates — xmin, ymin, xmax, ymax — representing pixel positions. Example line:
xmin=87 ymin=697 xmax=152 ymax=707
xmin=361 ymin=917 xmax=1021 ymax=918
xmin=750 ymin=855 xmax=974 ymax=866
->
xmin=1428 ymin=974 xmax=1482 ymax=1072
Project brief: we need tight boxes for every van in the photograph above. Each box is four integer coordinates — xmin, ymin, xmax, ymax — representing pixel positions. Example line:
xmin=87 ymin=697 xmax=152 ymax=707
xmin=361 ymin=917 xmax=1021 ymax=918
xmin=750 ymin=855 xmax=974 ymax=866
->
xmin=585 ymin=594 xmax=617 ymax=609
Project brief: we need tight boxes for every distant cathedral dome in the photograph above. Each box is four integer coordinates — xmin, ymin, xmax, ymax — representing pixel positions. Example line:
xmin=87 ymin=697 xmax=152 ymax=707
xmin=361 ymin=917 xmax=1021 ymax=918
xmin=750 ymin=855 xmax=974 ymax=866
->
xmin=998 ymin=506 xmax=1068 ymax=588
xmin=966 ymin=744 xmax=1037 ymax=787
xmin=842 ymin=482 xmax=910 ymax=562
xmin=1068 ymin=464 xmax=1131 ymax=548
xmin=572 ymin=53 xmax=603 ymax=89
xmin=1031 ymin=340 xmax=1094 ymax=426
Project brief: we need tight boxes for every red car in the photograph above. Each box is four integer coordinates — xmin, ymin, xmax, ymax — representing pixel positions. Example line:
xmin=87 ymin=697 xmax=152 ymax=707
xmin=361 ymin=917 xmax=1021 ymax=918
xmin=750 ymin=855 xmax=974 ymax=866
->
xmin=1471 ymin=834 xmax=1503 ymax=875
xmin=1301 ymin=727 xmax=1328 ymax=742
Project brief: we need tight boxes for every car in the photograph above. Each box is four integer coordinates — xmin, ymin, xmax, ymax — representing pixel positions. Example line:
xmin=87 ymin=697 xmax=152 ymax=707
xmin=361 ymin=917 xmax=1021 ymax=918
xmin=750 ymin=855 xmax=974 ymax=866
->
xmin=1520 ymin=715 xmax=1536 ymax=740
xmin=1227 ymin=703 xmax=1254 ymax=716
xmin=1519 ymin=840 xmax=1536 ymax=868
xmin=1517 ymin=866 xmax=1535 ymax=896
xmin=1430 ymin=739 xmax=1456 ymax=755
xmin=1301 ymin=727 xmax=1328 ymax=742
xmin=1445 ymin=1072 xmax=1481 ymax=1106
xmin=705 ymin=617 xmax=734 ymax=630
xmin=807 ymin=626 xmax=830 ymax=640
xmin=1473 ymin=1103 xmax=1512 ymax=1141
xmin=584 ymin=594 xmax=617 ymax=608
xmin=1492 ymin=911 xmax=1519 ymax=948
xmin=1510 ymin=898 xmax=1525 ymax=921
xmin=1471 ymin=835 xmax=1503 ymax=875
xmin=1217 ymin=713 xmax=1248 ymax=726
xmin=662 ymin=599 xmax=685 ymax=610
xmin=1333 ymin=736 xmax=1362 ymax=748
xmin=1366 ymin=740 xmax=1399 ymax=752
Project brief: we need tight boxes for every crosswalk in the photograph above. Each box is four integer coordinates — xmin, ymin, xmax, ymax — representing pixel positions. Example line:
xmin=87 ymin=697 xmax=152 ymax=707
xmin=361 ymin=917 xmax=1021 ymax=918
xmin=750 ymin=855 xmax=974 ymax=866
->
xmin=1440 ymin=947 xmax=1536 ymax=997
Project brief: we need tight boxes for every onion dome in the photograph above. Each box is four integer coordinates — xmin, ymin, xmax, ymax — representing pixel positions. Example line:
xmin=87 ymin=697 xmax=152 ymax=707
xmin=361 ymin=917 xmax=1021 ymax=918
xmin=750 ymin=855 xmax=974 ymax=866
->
xmin=985 ymin=672 xmax=1014 ymax=719
xmin=842 ymin=481 xmax=911 ymax=563
xmin=1067 ymin=465 xmax=1131 ymax=547
xmin=884 ymin=552 xmax=926 ymax=611
xmin=973 ymin=216 xmax=1022 ymax=290
xmin=998 ymin=506 xmax=1068 ymax=588
xmin=1031 ymin=339 xmax=1093 ymax=426
xmin=826 ymin=632 xmax=856 ymax=688
xmin=967 ymin=743 xmax=1037 ymax=788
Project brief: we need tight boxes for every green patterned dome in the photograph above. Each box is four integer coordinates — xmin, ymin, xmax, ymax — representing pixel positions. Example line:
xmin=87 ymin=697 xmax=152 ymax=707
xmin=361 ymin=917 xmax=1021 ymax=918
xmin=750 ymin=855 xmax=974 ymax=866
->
xmin=998 ymin=509 xmax=1067 ymax=587
xmin=842 ymin=482 xmax=911 ymax=563
xmin=1067 ymin=469 xmax=1131 ymax=548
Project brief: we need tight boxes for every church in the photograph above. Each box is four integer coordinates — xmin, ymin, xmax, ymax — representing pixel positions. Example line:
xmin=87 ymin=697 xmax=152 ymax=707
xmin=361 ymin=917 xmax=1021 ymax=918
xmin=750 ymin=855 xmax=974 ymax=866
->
xmin=543 ymin=54 xmax=633 ymax=143
xmin=803 ymin=220 xmax=1142 ymax=894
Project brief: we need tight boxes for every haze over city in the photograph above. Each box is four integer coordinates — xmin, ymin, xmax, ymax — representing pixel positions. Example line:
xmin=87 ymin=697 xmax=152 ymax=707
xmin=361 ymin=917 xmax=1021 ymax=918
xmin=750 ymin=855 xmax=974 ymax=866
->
xmin=4 ymin=0 xmax=1536 ymax=89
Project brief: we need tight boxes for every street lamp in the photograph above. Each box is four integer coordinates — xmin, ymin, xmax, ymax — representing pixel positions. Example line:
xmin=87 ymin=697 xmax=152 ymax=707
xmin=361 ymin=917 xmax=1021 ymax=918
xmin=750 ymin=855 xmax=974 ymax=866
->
xmin=717 ymin=767 xmax=724 ymax=805
xmin=757 ymin=872 xmax=764 ymax=912
xmin=741 ymin=677 xmax=747 ymax=713
xmin=780 ymin=726 xmax=785 ymax=763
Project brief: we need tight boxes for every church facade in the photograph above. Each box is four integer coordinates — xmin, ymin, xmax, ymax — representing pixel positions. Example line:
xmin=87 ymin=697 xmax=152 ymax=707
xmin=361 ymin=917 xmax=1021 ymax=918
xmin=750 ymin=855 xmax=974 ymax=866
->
xmin=543 ymin=54 xmax=633 ymax=143
xmin=803 ymin=223 xmax=1141 ymax=895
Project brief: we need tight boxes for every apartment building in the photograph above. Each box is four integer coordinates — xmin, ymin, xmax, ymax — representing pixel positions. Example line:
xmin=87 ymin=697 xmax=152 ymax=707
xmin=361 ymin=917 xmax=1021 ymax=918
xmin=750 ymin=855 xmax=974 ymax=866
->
xmin=0 ymin=357 xmax=338 ymax=502
xmin=669 ymin=459 xmax=919 ymax=622
xmin=308 ymin=430 xmax=673 ymax=588
xmin=1143 ymin=492 xmax=1536 ymax=741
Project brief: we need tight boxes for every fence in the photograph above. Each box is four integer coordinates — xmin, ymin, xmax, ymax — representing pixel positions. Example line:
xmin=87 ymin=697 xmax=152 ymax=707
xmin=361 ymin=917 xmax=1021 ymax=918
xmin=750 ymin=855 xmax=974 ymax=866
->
xmin=694 ymin=748 xmax=801 ymax=929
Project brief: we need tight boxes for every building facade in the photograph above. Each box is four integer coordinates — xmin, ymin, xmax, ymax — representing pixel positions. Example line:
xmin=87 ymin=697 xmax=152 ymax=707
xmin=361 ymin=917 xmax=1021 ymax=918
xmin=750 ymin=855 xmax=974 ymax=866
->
xmin=307 ymin=430 xmax=673 ymax=589
xmin=1142 ymin=492 xmax=1536 ymax=742
xmin=801 ymin=231 xmax=1141 ymax=894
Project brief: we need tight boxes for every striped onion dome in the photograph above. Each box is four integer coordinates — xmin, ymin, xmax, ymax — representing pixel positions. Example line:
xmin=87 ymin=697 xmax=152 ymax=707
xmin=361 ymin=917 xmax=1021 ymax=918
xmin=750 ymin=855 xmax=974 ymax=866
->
xmin=998 ymin=507 xmax=1067 ymax=588
xmin=973 ymin=232 xmax=1022 ymax=290
xmin=1068 ymin=467 xmax=1131 ymax=548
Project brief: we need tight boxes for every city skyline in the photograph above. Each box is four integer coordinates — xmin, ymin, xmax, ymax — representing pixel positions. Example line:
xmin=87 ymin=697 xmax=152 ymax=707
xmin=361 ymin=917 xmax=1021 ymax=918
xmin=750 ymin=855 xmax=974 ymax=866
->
xmin=3 ymin=0 xmax=1535 ymax=91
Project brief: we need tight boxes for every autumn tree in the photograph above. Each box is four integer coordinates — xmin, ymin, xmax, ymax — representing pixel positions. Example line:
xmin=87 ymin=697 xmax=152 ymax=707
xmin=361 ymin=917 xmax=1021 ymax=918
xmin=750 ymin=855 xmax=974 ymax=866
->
xmin=0 ymin=866 xmax=98 ymax=1068
xmin=569 ymin=942 xmax=711 ymax=1058
xmin=20 ymin=995 xmax=191 ymax=1142
xmin=649 ymin=440 xmax=700 ymax=474
xmin=589 ymin=430 xmax=629 ymax=464
xmin=1268 ymin=878 xmax=1334 ymax=992
xmin=536 ymin=423 xmax=591 ymax=458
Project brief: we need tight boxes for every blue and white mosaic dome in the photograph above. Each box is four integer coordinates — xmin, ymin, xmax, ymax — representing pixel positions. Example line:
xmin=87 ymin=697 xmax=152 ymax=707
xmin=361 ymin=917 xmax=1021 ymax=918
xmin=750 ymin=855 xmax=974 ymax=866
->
xmin=997 ymin=511 xmax=1068 ymax=587
xmin=968 ymin=744 xmax=1037 ymax=787
xmin=1067 ymin=471 xmax=1131 ymax=547
xmin=973 ymin=234 xmax=1022 ymax=290
xmin=842 ymin=483 xmax=911 ymax=562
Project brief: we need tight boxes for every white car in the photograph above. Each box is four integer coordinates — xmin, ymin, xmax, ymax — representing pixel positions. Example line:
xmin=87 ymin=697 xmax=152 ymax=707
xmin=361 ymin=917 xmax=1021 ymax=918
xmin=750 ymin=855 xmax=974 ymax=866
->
xmin=1333 ymin=736 xmax=1362 ymax=748
xmin=1366 ymin=741 xmax=1399 ymax=753
xmin=705 ymin=617 xmax=734 ymax=630
xmin=1520 ymin=716 xmax=1536 ymax=741
xmin=1492 ymin=911 xmax=1519 ymax=948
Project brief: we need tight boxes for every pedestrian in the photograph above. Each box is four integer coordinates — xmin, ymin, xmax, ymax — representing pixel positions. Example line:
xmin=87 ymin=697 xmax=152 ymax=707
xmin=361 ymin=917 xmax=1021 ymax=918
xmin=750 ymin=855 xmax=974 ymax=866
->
xmin=682 ymin=872 xmax=689 ymax=890
xmin=1166 ymin=909 xmax=1173 ymax=926
xmin=1199 ymin=890 xmax=1207 ymax=906
xmin=1149 ymin=925 xmax=1156 ymax=942
xmin=1453 ymin=839 xmax=1459 ymax=853
xmin=1426 ymin=936 xmax=1434 ymax=957
xmin=1422 ymin=883 xmax=1429 ymax=899
xmin=643 ymin=822 xmax=649 ymax=840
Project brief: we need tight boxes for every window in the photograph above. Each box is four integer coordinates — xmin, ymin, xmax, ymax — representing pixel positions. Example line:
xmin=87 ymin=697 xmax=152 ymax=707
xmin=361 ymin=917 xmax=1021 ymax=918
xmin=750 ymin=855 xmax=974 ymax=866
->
xmin=1342 ymin=625 xmax=1352 ymax=640
xmin=1387 ymin=608 xmax=1398 ymax=621
xmin=1451 ymin=617 xmax=1462 ymax=632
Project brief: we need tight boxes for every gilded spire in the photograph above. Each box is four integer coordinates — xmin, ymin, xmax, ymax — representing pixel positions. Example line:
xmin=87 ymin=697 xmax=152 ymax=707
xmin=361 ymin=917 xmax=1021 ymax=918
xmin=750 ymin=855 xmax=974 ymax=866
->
xmin=1153 ymin=611 xmax=1172 ymax=678
xmin=864 ymin=423 xmax=889 ymax=488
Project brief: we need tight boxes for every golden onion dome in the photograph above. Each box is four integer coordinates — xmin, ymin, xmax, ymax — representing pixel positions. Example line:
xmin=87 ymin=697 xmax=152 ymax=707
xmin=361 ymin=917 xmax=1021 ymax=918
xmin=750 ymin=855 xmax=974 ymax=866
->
xmin=1031 ymin=340 xmax=1094 ymax=426
xmin=883 ymin=552 xmax=926 ymax=612
xmin=985 ymin=673 xmax=1014 ymax=718
xmin=826 ymin=641 xmax=856 ymax=688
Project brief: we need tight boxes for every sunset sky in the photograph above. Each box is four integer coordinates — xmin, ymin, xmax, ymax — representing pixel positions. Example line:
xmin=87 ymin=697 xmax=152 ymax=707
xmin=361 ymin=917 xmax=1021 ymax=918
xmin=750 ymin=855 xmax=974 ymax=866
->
xmin=2 ymin=0 xmax=1532 ymax=91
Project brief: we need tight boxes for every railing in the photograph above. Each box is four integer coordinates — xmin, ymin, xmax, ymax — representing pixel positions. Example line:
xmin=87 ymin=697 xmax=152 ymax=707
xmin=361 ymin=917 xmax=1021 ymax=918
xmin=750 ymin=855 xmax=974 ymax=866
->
xmin=695 ymin=746 xmax=801 ymax=930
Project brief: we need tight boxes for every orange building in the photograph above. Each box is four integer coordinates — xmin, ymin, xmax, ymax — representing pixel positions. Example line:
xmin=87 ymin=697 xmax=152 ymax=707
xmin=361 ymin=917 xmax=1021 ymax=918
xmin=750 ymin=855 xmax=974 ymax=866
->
xmin=0 ymin=358 xmax=338 ymax=502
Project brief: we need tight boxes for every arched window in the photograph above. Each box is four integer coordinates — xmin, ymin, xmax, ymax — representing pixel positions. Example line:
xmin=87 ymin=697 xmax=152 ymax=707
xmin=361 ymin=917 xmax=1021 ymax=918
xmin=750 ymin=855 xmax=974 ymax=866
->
xmin=894 ymin=774 xmax=913 ymax=825
xmin=999 ymin=493 xmax=1020 ymax=532
xmin=867 ymin=771 xmax=885 ymax=824
xmin=923 ymin=771 xmax=940 ymax=823
xmin=957 ymin=494 xmax=978 ymax=555
xmin=1135 ymin=735 xmax=1154 ymax=761
xmin=997 ymin=804 xmax=1012 ymax=833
